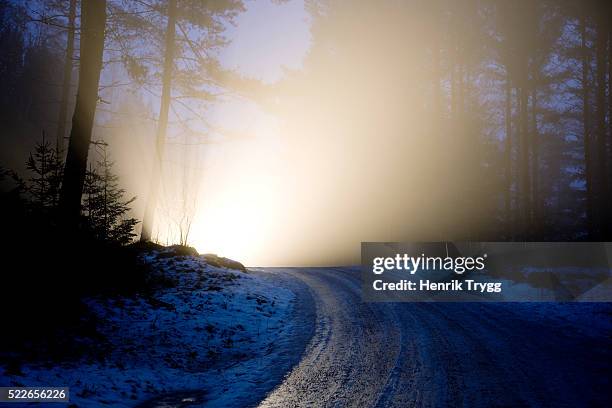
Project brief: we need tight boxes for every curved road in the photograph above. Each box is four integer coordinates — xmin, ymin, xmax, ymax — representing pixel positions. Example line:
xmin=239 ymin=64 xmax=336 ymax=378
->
xmin=256 ymin=267 xmax=611 ymax=408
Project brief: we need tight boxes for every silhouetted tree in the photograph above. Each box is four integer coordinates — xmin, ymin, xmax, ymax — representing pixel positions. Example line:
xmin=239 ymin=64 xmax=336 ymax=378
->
xmin=128 ymin=0 xmax=245 ymax=242
xmin=140 ymin=0 xmax=177 ymax=242
xmin=59 ymin=0 xmax=106 ymax=228
xmin=26 ymin=132 xmax=63 ymax=212
xmin=83 ymin=147 xmax=137 ymax=244
xmin=594 ymin=2 xmax=609 ymax=237
xmin=55 ymin=0 xmax=77 ymax=154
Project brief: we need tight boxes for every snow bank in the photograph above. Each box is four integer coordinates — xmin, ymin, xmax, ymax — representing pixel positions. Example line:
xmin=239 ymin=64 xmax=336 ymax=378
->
xmin=0 ymin=251 xmax=296 ymax=407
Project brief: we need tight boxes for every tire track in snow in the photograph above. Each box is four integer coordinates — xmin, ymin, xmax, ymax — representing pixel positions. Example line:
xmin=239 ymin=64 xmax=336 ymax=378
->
xmin=257 ymin=268 xmax=401 ymax=408
xmin=257 ymin=268 xmax=611 ymax=408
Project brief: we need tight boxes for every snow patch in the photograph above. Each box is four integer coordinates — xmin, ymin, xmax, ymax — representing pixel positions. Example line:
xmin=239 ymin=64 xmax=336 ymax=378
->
xmin=0 ymin=252 xmax=295 ymax=407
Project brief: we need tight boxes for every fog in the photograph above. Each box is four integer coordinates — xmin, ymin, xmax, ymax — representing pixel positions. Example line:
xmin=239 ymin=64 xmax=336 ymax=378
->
xmin=102 ymin=1 xmax=499 ymax=266
xmin=3 ymin=0 xmax=599 ymax=265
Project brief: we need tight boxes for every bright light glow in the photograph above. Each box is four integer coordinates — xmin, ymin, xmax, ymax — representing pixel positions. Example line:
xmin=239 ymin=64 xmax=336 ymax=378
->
xmin=188 ymin=176 xmax=280 ymax=266
xmin=182 ymin=105 xmax=284 ymax=266
xmin=111 ymin=0 xmax=499 ymax=267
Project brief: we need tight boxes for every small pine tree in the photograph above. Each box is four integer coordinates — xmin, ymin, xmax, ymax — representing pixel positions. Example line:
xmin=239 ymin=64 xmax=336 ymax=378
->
xmin=83 ymin=163 xmax=103 ymax=233
xmin=0 ymin=166 xmax=26 ymax=194
xmin=25 ymin=131 xmax=63 ymax=212
xmin=82 ymin=148 xmax=138 ymax=245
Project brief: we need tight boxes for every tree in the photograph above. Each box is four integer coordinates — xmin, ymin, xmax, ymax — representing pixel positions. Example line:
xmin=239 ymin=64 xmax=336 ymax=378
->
xmin=55 ymin=0 xmax=77 ymax=154
xmin=82 ymin=146 xmax=138 ymax=245
xmin=580 ymin=8 xmax=595 ymax=238
xmin=26 ymin=132 xmax=64 ymax=212
xmin=494 ymin=0 xmax=519 ymax=236
xmin=140 ymin=0 xmax=177 ymax=242
xmin=594 ymin=3 xmax=609 ymax=237
xmin=59 ymin=0 xmax=106 ymax=227
xmin=123 ymin=0 xmax=243 ymax=242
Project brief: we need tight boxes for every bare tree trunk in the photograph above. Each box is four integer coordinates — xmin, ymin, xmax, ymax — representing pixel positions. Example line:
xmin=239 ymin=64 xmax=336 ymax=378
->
xmin=59 ymin=0 xmax=106 ymax=227
xmin=56 ymin=0 xmax=77 ymax=155
xmin=608 ymin=26 xmax=612 ymax=223
xmin=430 ymin=0 xmax=444 ymax=240
xmin=504 ymin=72 xmax=512 ymax=235
xmin=518 ymin=85 xmax=530 ymax=238
xmin=609 ymin=27 xmax=612 ymax=166
xmin=581 ymin=14 xmax=595 ymax=239
xmin=531 ymin=87 xmax=540 ymax=235
xmin=595 ymin=13 xmax=608 ymax=237
xmin=140 ymin=0 xmax=177 ymax=242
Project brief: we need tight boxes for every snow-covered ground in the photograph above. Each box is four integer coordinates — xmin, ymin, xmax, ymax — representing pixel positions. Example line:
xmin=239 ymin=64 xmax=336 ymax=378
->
xmin=2 ymin=264 xmax=609 ymax=407
xmin=258 ymin=268 xmax=612 ymax=408
xmin=0 ymin=250 xmax=302 ymax=407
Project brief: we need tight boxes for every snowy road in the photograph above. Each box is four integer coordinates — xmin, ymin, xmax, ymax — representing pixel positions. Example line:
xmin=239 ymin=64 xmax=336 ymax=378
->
xmin=256 ymin=267 xmax=611 ymax=408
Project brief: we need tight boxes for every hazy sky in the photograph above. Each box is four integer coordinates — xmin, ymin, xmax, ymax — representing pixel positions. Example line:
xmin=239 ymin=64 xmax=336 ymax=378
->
xmin=169 ymin=0 xmax=312 ymax=264
xmin=3 ymin=0 xmax=594 ymax=266
xmin=100 ymin=0 xmax=506 ymax=266
xmin=221 ymin=0 xmax=311 ymax=83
